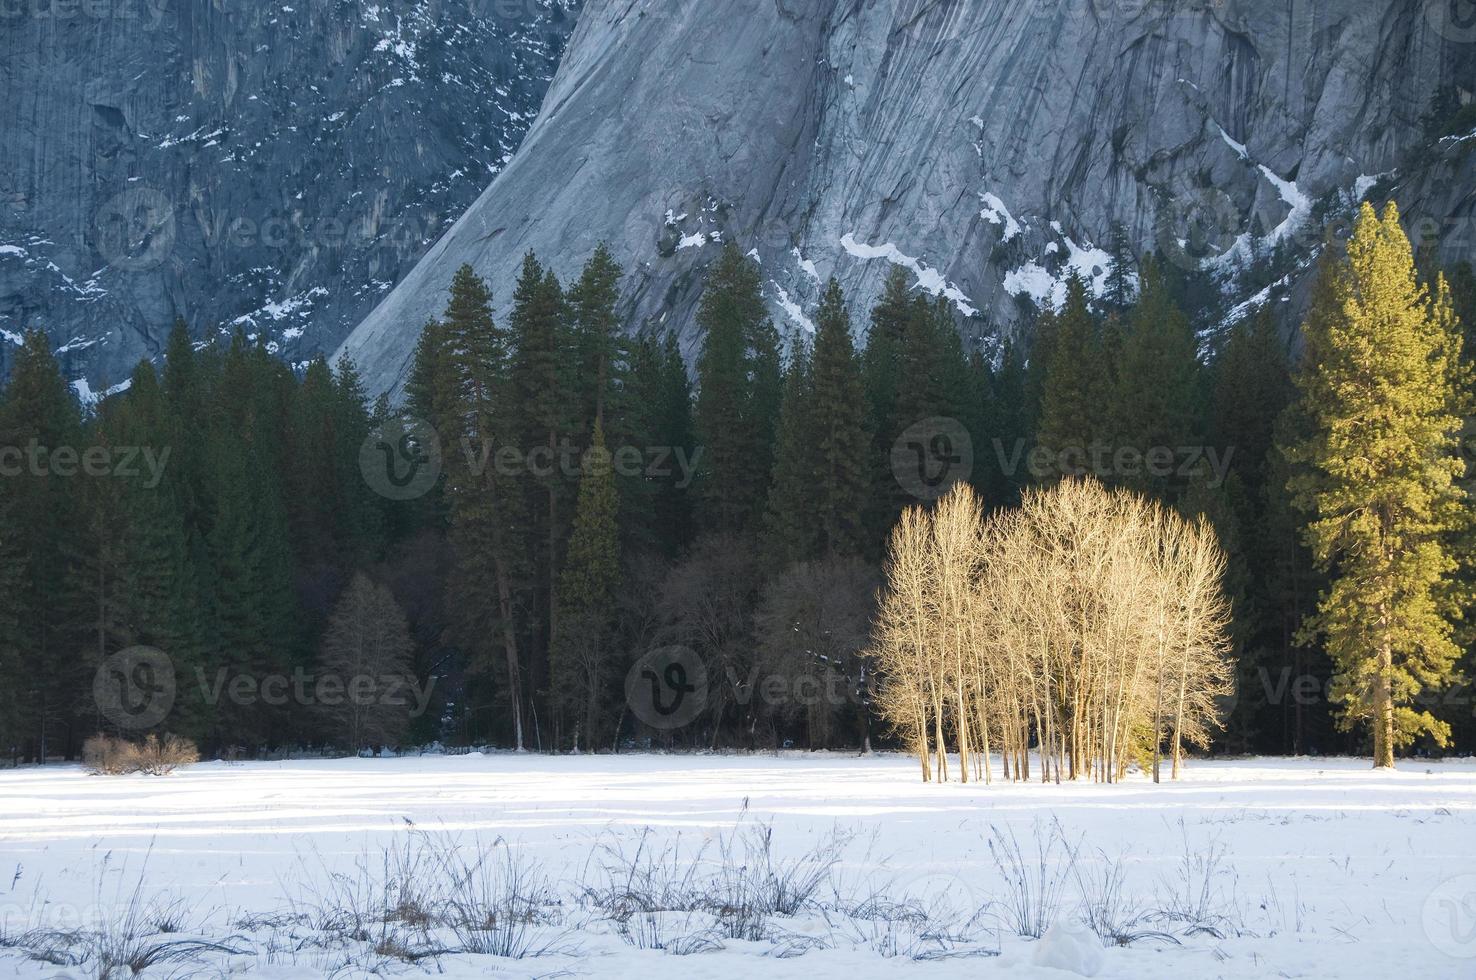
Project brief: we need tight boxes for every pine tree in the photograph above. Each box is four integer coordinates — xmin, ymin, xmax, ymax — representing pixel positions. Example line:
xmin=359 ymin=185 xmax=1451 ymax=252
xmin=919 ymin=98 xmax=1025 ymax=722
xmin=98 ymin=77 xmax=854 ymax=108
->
xmin=751 ymin=312 xmax=784 ymax=481
xmin=508 ymin=254 xmax=575 ymax=732
xmin=110 ymin=362 xmax=207 ymax=737
xmin=1103 ymin=222 xmax=1137 ymax=313
xmin=331 ymin=356 xmax=381 ymax=560
xmin=1211 ymin=308 xmax=1293 ymax=496
xmin=891 ymin=295 xmax=959 ymax=431
xmin=433 ymin=265 xmax=529 ymax=750
xmin=764 ymin=333 xmax=816 ymax=564
xmin=287 ymin=357 xmax=343 ymax=565
xmin=1448 ymin=260 xmax=1475 ymax=354
xmin=806 ymin=280 xmax=871 ymax=558
xmin=694 ymin=244 xmax=776 ymax=533
xmin=406 ymin=319 xmax=446 ymax=428
xmin=989 ymin=341 xmax=1030 ymax=505
xmin=1035 ymin=274 xmax=1104 ymax=480
xmin=201 ymin=334 xmax=299 ymax=747
xmin=0 ymin=330 xmax=83 ymax=759
xmin=861 ymin=267 xmax=914 ymax=450
xmin=1111 ymin=256 xmax=1201 ymax=497
xmin=1288 ymin=202 xmax=1470 ymax=767
xmin=876 ymin=295 xmax=970 ymax=527
xmin=658 ymin=332 xmax=697 ymax=552
xmin=0 ymin=478 xmax=26 ymax=758
xmin=549 ymin=421 xmax=620 ymax=750
xmin=568 ymin=244 xmax=624 ymax=434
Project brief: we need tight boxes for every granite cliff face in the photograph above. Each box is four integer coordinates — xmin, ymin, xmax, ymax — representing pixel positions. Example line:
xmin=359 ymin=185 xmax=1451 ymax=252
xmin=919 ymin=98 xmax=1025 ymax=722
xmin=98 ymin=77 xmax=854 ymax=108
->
xmin=0 ymin=0 xmax=578 ymax=394
xmin=340 ymin=0 xmax=1475 ymax=397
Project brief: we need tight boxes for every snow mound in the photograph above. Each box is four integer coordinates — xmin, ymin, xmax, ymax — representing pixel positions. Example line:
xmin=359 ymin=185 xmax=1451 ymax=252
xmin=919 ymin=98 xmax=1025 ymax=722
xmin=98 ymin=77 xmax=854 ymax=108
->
xmin=1031 ymin=920 xmax=1104 ymax=976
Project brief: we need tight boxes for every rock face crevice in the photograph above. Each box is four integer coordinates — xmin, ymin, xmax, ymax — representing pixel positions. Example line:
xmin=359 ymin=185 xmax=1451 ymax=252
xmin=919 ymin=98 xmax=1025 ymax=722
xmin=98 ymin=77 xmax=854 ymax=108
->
xmin=340 ymin=0 xmax=1473 ymax=398
xmin=0 ymin=0 xmax=579 ymax=391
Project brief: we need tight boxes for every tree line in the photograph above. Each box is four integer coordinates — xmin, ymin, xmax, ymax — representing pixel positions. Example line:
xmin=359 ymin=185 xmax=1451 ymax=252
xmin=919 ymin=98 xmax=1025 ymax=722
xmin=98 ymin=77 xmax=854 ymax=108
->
xmin=0 ymin=201 xmax=1471 ymax=765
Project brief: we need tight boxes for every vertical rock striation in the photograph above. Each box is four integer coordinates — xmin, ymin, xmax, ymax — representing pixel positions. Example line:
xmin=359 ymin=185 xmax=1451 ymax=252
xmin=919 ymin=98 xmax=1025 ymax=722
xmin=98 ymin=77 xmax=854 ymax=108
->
xmin=340 ymin=0 xmax=1473 ymax=397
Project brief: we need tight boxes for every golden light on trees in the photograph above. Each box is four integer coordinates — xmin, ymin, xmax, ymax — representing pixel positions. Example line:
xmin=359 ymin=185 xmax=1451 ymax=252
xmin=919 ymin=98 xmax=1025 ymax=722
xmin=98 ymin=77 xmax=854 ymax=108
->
xmin=868 ymin=478 xmax=1233 ymax=784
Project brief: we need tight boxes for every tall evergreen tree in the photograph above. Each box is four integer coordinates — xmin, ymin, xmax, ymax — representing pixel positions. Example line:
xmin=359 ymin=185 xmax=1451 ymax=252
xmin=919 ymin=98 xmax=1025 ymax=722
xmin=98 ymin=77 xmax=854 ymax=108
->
xmin=549 ymin=421 xmax=620 ymax=750
xmin=433 ymin=264 xmax=529 ymax=750
xmin=861 ymin=267 xmax=915 ymax=449
xmin=508 ymin=254 xmax=574 ymax=732
xmin=694 ymin=244 xmax=777 ymax=533
xmin=200 ymin=334 xmax=298 ymax=746
xmin=568 ymin=244 xmax=624 ymax=435
xmin=989 ymin=340 xmax=1031 ymax=505
xmin=805 ymin=280 xmax=871 ymax=557
xmin=1103 ymin=222 xmax=1137 ymax=314
xmin=1287 ymin=203 xmax=1470 ymax=767
xmin=1211 ymin=308 xmax=1293 ymax=496
xmin=764 ymin=333 xmax=815 ymax=564
xmin=1111 ymin=256 xmax=1201 ymax=496
xmin=1035 ymin=275 xmax=1104 ymax=480
xmin=0 ymin=330 xmax=83 ymax=759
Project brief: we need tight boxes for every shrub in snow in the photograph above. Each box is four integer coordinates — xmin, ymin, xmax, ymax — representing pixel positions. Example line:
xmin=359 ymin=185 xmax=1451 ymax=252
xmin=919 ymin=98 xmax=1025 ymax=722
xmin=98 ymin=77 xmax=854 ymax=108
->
xmin=82 ymin=734 xmax=199 ymax=776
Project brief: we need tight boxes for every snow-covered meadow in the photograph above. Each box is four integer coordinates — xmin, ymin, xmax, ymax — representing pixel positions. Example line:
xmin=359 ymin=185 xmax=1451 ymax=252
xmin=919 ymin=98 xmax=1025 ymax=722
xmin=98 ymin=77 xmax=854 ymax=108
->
xmin=1 ymin=753 xmax=1473 ymax=978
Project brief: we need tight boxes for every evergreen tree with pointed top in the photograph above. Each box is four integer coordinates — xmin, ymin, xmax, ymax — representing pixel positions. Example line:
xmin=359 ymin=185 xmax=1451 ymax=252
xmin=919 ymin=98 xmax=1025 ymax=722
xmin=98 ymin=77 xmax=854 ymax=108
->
xmin=1103 ymin=222 xmax=1137 ymax=313
xmin=764 ymin=332 xmax=815 ymax=565
xmin=1211 ymin=307 xmax=1293 ymax=496
xmin=508 ymin=254 xmax=575 ymax=722
xmin=1448 ymin=260 xmax=1475 ymax=353
xmin=1035 ymin=274 xmax=1104 ymax=480
xmin=549 ymin=421 xmax=620 ymax=750
xmin=989 ymin=340 xmax=1030 ymax=505
xmin=652 ymin=330 xmax=697 ymax=555
xmin=694 ymin=244 xmax=778 ymax=533
xmin=862 ymin=267 xmax=914 ymax=445
xmin=1111 ymin=256 xmax=1201 ymax=497
xmin=200 ymin=333 xmax=299 ymax=746
xmin=569 ymin=244 xmax=624 ymax=435
xmin=1287 ymin=202 xmax=1470 ymax=768
xmin=434 ymin=264 xmax=529 ymax=751
xmin=806 ymin=280 xmax=871 ymax=557
xmin=110 ymin=361 xmax=208 ymax=738
xmin=0 ymin=330 xmax=83 ymax=759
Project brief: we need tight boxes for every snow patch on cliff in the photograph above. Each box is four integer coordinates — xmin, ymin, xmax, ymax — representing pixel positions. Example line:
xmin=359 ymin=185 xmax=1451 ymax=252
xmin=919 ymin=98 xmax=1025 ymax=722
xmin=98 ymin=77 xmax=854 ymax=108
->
xmin=1002 ymin=230 xmax=1122 ymax=308
xmin=979 ymin=192 xmax=1022 ymax=241
xmin=773 ymin=283 xmax=816 ymax=334
xmin=838 ymin=234 xmax=977 ymax=317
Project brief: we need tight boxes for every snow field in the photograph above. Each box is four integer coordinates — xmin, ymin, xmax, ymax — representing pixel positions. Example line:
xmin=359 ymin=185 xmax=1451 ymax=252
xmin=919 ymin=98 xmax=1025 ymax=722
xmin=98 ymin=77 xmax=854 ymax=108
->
xmin=0 ymin=753 xmax=1473 ymax=978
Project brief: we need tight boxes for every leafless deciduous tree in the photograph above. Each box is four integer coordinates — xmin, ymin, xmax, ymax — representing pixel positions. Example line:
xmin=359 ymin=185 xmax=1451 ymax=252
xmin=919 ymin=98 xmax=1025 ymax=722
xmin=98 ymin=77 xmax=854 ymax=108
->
xmin=868 ymin=479 xmax=1233 ymax=784
xmin=318 ymin=572 xmax=418 ymax=751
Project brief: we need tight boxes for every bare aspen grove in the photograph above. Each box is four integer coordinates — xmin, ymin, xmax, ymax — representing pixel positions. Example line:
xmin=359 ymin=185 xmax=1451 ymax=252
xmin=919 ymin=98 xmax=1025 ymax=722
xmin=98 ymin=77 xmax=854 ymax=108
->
xmin=869 ymin=478 xmax=1234 ymax=785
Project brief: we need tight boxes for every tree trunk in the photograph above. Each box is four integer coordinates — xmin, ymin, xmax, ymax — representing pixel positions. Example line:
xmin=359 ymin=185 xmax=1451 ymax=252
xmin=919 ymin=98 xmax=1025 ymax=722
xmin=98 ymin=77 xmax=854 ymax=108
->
xmin=491 ymin=546 xmax=525 ymax=752
xmin=1373 ymin=641 xmax=1395 ymax=768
